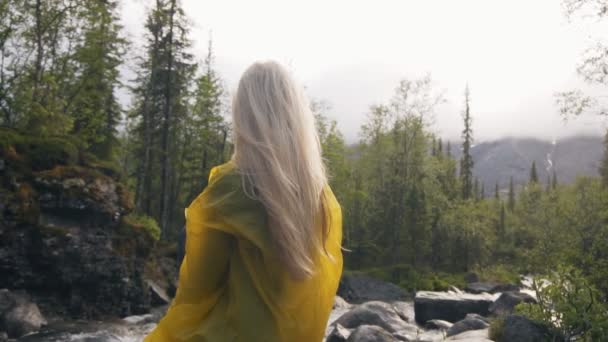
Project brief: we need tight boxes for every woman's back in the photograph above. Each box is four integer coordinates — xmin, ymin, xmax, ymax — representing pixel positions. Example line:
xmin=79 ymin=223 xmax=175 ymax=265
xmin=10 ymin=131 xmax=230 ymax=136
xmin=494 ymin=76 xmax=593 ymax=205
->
xmin=145 ymin=162 xmax=343 ymax=341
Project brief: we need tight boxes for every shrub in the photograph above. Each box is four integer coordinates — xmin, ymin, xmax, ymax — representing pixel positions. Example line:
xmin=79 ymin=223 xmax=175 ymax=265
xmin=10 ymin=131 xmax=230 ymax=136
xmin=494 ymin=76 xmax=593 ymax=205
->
xmin=516 ymin=265 xmax=608 ymax=341
xmin=123 ymin=213 xmax=161 ymax=241
xmin=489 ymin=317 xmax=505 ymax=341
xmin=474 ymin=264 xmax=520 ymax=284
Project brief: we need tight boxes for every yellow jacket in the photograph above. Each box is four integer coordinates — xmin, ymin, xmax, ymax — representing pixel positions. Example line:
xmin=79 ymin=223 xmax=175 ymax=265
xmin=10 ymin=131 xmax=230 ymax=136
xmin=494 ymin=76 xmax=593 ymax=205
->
xmin=145 ymin=162 xmax=343 ymax=342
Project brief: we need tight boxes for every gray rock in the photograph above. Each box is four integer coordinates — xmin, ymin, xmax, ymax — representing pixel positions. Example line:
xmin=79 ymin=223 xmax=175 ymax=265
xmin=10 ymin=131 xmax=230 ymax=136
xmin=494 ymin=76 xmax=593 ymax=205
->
xmin=414 ymin=291 xmax=496 ymax=324
xmin=146 ymin=280 xmax=171 ymax=306
xmin=326 ymin=323 xmax=351 ymax=342
xmin=338 ymin=275 xmax=408 ymax=303
xmin=390 ymin=301 xmax=413 ymax=322
xmin=489 ymin=291 xmax=536 ymax=316
xmin=335 ymin=301 xmax=415 ymax=333
xmin=0 ymin=331 xmax=7 ymax=342
xmin=346 ymin=325 xmax=397 ymax=342
xmin=466 ymin=282 xmax=519 ymax=294
xmin=446 ymin=314 xmax=490 ymax=336
xmin=333 ymin=296 xmax=351 ymax=310
xmin=502 ymin=315 xmax=554 ymax=342
xmin=0 ymin=290 xmax=47 ymax=338
xmin=425 ymin=319 xmax=453 ymax=330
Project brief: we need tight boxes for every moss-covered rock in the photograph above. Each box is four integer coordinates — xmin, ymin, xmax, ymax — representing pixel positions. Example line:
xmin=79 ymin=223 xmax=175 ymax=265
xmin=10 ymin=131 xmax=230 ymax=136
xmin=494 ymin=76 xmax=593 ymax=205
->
xmin=0 ymin=130 xmax=160 ymax=319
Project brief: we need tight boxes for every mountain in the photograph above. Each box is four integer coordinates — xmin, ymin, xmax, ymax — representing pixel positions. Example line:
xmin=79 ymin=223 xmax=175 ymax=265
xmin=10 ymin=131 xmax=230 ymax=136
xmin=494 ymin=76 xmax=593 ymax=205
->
xmin=448 ymin=136 xmax=603 ymax=191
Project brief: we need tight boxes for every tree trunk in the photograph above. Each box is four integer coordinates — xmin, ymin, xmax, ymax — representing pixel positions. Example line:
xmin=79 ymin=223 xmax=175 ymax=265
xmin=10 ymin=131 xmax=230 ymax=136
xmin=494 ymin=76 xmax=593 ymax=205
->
xmin=159 ymin=0 xmax=176 ymax=239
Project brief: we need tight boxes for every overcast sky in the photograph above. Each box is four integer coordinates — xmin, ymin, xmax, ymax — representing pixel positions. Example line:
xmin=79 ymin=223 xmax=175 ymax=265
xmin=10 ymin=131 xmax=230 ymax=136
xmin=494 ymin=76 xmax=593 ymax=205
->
xmin=120 ymin=0 xmax=608 ymax=143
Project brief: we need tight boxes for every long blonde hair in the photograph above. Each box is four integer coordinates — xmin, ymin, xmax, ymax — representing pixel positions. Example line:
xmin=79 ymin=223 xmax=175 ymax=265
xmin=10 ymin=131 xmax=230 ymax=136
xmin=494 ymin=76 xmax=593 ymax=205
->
xmin=232 ymin=61 xmax=329 ymax=280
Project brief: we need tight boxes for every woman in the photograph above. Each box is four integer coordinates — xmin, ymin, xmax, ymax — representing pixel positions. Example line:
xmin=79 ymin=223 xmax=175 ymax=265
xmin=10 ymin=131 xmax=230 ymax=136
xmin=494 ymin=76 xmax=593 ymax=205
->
xmin=145 ymin=61 xmax=343 ymax=342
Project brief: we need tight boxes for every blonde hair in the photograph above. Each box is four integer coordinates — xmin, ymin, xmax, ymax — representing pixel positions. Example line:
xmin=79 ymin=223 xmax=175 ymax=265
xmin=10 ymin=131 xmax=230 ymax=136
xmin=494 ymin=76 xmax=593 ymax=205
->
xmin=232 ymin=61 xmax=329 ymax=280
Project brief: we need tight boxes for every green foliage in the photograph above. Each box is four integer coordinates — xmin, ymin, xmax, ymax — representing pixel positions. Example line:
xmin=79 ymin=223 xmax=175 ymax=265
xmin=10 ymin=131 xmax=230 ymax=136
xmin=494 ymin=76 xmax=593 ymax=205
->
xmin=474 ymin=264 xmax=520 ymax=285
xmin=123 ymin=213 xmax=161 ymax=241
xmin=517 ymin=266 xmax=608 ymax=341
xmin=1 ymin=128 xmax=79 ymax=170
xmin=350 ymin=266 xmax=466 ymax=292
xmin=489 ymin=317 xmax=505 ymax=341
xmin=460 ymin=85 xmax=474 ymax=200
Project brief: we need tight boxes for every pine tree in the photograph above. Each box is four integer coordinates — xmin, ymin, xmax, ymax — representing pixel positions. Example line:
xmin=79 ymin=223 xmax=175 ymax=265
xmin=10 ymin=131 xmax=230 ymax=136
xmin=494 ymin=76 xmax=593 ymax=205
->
xmin=473 ymin=177 xmax=480 ymax=201
xmin=130 ymin=0 xmax=196 ymax=238
xmin=600 ymin=129 xmax=608 ymax=188
xmin=552 ymin=170 xmax=558 ymax=190
xmin=530 ymin=161 xmax=539 ymax=184
xmin=437 ymin=138 xmax=443 ymax=155
xmin=495 ymin=182 xmax=500 ymax=201
xmin=480 ymin=182 xmax=485 ymax=200
xmin=460 ymin=85 xmax=474 ymax=200
xmin=498 ymin=202 xmax=506 ymax=238
xmin=508 ymin=176 xmax=515 ymax=211
xmin=446 ymin=141 xmax=452 ymax=159
xmin=70 ymin=0 xmax=126 ymax=158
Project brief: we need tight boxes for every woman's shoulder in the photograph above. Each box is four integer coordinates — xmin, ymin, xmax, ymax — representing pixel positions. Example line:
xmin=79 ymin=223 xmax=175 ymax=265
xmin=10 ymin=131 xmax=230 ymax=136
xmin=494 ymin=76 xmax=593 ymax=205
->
xmin=208 ymin=160 xmax=238 ymax=185
xmin=189 ymin=161 xmax=261 ymax=215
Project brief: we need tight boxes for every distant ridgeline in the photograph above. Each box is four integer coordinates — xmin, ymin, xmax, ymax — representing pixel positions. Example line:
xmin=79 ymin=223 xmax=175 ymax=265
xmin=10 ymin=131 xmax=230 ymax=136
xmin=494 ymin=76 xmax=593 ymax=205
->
xmin=447 ymin=136 xmax=603 ymax=191
xmin=0 ymin=128 xmax=176 ymax=318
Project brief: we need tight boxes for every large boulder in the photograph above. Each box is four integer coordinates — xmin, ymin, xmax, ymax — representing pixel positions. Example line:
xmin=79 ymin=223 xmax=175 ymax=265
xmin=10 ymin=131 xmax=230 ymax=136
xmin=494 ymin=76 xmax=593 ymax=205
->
xmin=465 ymin=282 xmax=519 ymax=294
xmin=489 ymin=291 xmax=536 ymax=316
xmin=414 ymin=291 xmax=497 ymax=324
xmin=326 ymin=323 xmax=351 ymax=342
xmin=0 ymin=163 xmax=155 ymax=318
xmin=425 ymin=319 xmax=453 ymax=330
xmin=346 ymin=325 xmax=398 ymax=342
xmin=0 ymin=289 xmax=46 ymax=338
xmin=446 ymin=313 xmax=490 ymax=337
xmin=333 ymin=296 xmax=351 ymax=310
xmin=338 ymin=274 xmax=408 ymax=303
xmin=335 ymin=301 xmax=415 ymax=333
xmin=501 ymin=315 xmax=554 ymax=342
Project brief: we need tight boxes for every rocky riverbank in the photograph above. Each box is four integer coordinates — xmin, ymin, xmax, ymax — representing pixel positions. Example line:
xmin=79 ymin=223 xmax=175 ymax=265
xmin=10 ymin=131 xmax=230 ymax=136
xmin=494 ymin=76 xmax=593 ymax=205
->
xmin=0 ymin=130 xmax=178 ymax=340
xmin=0 ymin=130 xmax=552 ymax=341
xmin=2 ymin=273 xmax=551 ymax=342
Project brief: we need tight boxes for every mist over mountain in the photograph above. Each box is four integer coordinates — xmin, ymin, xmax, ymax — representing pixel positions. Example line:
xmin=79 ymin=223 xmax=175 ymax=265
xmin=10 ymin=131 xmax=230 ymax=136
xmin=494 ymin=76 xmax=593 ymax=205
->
xmin=447 ymin=136 xmax=603 ymax=191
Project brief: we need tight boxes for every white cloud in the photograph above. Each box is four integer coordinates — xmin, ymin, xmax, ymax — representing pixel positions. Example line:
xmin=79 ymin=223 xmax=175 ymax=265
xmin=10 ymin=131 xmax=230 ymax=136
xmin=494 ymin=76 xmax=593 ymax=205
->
xmin=121 ymin=0 xmax=608 ymax=143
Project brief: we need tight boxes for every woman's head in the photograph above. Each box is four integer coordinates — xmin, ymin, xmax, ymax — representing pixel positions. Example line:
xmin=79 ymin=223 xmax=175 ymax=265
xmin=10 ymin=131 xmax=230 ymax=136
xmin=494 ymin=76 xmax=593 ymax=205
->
xmin=232 ymin=61 xmax=329 ymax=280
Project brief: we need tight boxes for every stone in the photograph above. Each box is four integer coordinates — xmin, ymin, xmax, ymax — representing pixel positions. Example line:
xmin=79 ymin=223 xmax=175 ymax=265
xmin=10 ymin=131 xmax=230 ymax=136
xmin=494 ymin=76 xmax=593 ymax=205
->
xmin=346 ymin=325 xmax=397 ymax=342
xmin=147 ymin=280 xmax=171 ymax=306
xmin=326 ymin=323 xmax=351 ymax=342
xmin=414 ymin=291 xmax=497 ymax=324
xmin=425 ymin=319 xmax=453 ymax=330
xmin=489 ymin=291 xmax=536 ymax=316
xmin=338 ymin=274 xmax=408 ymax=303
xmin=335 ymin=301 xmax=415 ymax=333
xmin=333 ymin=296 xmax=351 ymax=310
xmin=0 ymin=164 xmax=160 ymax=319
xmin=390 ymin=301 xmax=413 ymax=322
xmin=0 ymin=289 xmax=47 ymax=338
xmin=0 ymin=331 xmax=7 ymax=342
xmin=446 ymin=313 xmax=490 ymax=336
xmin=502 ymin=315 xmax=554 ymax=342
